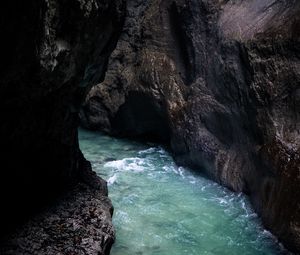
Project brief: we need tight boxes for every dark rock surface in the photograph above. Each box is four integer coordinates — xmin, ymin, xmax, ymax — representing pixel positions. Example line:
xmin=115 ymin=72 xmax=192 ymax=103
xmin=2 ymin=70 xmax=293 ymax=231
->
xmin=0 ymin=162 xmax=114 ymax=255
xmin=81 ymin=0 xmax=300 ymax=252
xmin=0 ymin=0 xmax=124 ymax=253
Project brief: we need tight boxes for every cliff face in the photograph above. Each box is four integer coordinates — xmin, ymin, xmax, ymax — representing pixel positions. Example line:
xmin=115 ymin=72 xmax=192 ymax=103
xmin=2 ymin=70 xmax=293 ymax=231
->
xmin=0 ymin=0 xmax=124 ymax=253
xmin=81 ymin=0 xmax=300 ymax=252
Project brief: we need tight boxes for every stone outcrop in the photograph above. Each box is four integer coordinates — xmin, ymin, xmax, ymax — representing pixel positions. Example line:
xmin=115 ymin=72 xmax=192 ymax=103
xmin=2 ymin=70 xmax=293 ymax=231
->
xmin=0 ymin=0 xmax=125 ymax=254
xmin=80 ymin=0 xmax=300 ymax=252
xmin=0 ymin=162 xmax=114 ymax=255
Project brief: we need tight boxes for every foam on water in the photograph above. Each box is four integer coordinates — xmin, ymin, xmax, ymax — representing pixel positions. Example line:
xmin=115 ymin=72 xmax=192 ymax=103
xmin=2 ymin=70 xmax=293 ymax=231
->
xmin=107 ymin=174 xmax=118 ymax=185
xmin=79 ymin=128 xmax=289 ymax=255
xmin=105 ymin=158 xmax=146 ymax=172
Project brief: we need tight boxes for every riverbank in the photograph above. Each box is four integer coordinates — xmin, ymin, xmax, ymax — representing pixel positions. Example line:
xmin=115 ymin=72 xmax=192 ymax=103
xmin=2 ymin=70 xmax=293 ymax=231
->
xmin=0 ymin=161 xmax=114 ymax=255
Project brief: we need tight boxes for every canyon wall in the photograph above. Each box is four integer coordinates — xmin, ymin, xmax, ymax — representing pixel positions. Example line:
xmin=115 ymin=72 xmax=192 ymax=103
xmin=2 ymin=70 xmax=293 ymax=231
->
xmin=81 ymin=0 xmax=300 ymax=252
xmin=0 ymin=0 xmax=124 ymax=254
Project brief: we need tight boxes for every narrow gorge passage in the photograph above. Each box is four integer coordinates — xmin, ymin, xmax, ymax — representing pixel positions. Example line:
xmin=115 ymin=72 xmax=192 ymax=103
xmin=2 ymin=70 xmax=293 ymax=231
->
xmin=79 ymin=128 xmax=287 ymax=255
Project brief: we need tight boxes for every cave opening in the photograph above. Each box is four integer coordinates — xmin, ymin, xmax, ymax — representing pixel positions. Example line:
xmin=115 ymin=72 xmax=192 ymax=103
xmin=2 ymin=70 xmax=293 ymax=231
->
xmin=110 ymin=91 xmax=171 ymax=145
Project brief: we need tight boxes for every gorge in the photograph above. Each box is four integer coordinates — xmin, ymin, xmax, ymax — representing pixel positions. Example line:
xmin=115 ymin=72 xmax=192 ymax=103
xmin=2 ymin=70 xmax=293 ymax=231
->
xmin=0 ymin=0 xmax=299 ymax=254
xmin=81 ymin=0 xmax=300 ymax=253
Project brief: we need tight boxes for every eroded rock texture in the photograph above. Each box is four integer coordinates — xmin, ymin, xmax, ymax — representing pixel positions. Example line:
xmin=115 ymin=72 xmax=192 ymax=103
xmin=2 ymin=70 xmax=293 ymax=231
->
xmin=81 ymin=0 xmax=300 ymax=252
xmin=0 ymin=0 xmax=124 ymax=254
xmin=0 ymin=163 xmax=114 ymax=255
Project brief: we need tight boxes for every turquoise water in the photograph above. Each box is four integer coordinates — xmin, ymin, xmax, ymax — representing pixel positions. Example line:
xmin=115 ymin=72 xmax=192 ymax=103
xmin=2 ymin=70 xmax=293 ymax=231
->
xmin=79 ymin=128 xmax=287 ymax=255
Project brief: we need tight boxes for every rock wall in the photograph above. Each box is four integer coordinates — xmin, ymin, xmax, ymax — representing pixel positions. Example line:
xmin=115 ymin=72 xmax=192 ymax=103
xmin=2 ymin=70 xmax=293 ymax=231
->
xmin=0 ymin=0 xmax=125 ymax=254
xmin=81 ymin=0 xmax=300 ymax=252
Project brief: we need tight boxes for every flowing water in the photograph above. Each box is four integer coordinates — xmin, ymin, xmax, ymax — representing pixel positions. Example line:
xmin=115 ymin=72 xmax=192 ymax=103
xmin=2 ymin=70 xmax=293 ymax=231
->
xmin=79 ymin=128 xmax=287 ymax=255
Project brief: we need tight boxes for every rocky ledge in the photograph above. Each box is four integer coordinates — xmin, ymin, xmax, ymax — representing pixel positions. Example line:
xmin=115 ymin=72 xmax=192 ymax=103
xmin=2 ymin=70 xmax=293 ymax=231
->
xmin=1 ymin=162 xmax=114 ymax=255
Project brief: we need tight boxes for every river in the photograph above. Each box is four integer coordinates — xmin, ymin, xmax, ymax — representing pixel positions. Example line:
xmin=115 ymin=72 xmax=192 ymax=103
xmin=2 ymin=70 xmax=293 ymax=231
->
xmin=79 ymin=128 xmax=287 ymax=255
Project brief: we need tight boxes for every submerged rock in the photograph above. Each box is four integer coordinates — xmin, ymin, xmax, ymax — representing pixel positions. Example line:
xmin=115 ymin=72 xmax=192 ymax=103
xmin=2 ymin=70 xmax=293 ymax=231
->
xmin=80 ymin=0 xmax=300 ymax=252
